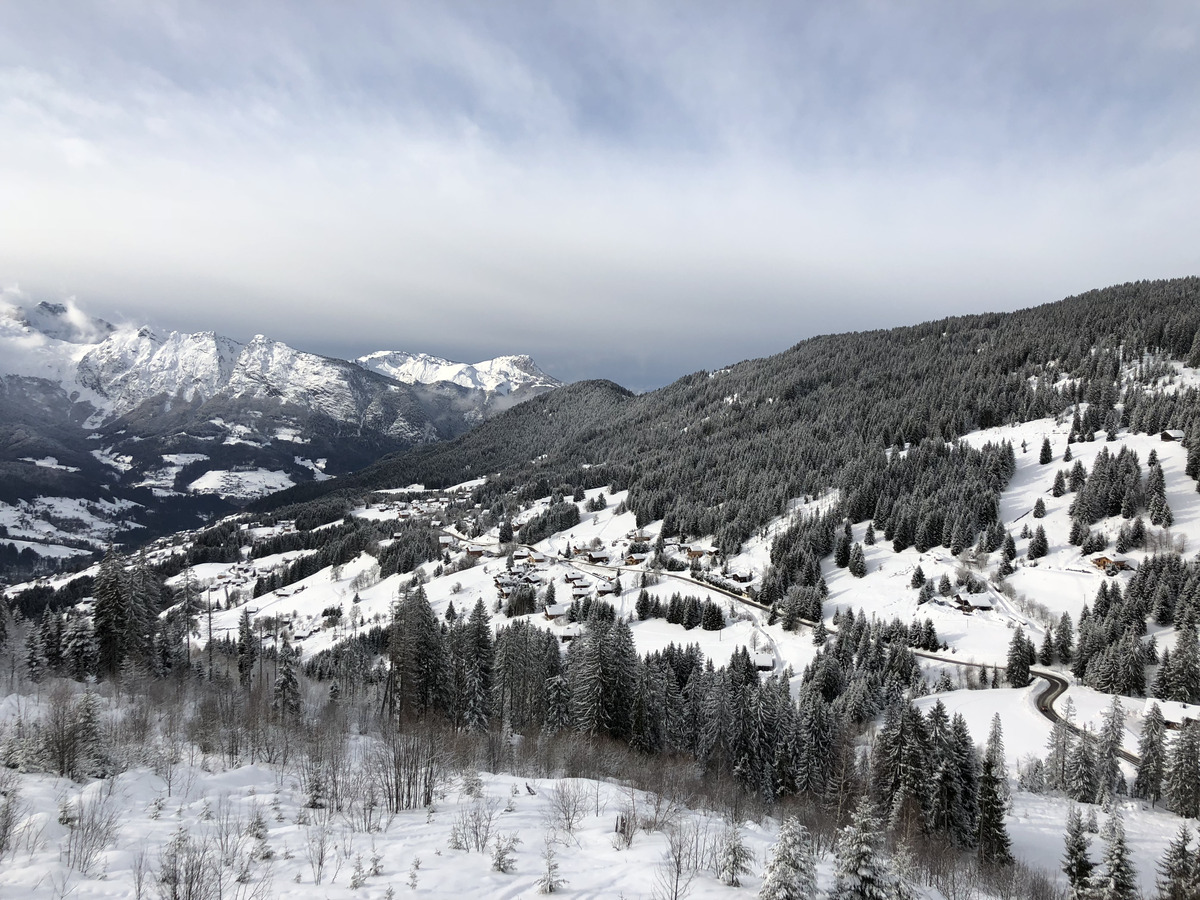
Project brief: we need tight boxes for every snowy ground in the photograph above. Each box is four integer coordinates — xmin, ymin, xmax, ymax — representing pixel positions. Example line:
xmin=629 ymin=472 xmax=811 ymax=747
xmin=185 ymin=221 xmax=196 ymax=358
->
xmin=0 ymin=743 xmax=807 ymax=900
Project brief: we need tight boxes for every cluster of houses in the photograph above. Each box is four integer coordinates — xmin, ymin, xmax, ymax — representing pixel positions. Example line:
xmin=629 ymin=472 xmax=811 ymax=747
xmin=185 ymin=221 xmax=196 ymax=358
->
xmin=205 ymin=562 xmax=263 ymax=594
xmin=367 ymin=495 xmax=451 ymax=521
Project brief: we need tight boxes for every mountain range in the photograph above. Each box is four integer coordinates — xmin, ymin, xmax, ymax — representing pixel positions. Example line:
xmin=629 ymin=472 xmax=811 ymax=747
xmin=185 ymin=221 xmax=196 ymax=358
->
xmin=0 ymin=294 xmax=558 ymax=567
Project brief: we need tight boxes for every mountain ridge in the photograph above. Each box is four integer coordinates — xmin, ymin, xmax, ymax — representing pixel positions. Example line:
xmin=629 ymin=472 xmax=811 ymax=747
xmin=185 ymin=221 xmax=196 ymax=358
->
xmin=0 ymin=293 xmax=560 ymax=571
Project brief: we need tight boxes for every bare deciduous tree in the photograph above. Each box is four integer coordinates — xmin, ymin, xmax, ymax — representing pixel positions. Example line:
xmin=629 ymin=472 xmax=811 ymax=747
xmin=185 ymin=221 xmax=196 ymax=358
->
xmin=543 ymin=780 xmax=587 ymax=836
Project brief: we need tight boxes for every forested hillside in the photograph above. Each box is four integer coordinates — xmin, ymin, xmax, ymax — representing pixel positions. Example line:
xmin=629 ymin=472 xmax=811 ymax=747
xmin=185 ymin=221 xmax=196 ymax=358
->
xmin=258 ymin=278 xmax=1200 ymax=556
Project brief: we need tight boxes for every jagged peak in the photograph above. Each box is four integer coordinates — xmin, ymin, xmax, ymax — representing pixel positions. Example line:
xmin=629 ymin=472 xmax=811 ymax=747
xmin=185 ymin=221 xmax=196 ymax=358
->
xmin=355 ymin=349 xmax=559 ymax=393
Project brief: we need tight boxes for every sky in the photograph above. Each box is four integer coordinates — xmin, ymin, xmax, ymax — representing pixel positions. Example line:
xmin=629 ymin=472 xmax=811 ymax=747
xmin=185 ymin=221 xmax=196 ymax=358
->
xmin=1 ymin=2 xmax=1198 ymax=391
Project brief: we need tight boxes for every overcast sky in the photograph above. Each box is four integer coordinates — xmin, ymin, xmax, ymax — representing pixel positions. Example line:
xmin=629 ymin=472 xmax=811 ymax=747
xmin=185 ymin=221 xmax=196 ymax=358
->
xmin=1 ymin=3 xmax=1198 ymax=390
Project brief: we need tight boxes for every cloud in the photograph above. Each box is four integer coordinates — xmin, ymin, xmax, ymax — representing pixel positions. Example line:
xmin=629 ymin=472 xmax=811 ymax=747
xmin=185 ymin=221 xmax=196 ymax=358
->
xmin=0 ymin=2 xmax=1198 ymax=389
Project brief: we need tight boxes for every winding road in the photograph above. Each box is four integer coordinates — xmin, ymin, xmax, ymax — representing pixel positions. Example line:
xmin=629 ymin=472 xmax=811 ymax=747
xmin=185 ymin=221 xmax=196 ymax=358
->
xmin=553 ymin=551 xmax=1144 ymax=768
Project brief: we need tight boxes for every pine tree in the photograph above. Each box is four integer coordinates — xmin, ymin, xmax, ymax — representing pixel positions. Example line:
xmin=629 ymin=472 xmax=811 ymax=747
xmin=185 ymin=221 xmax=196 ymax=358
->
xmin=1067 ymin=733 xmax=1099 ymax=805
xmin=1039 ymin=627 xmax=1056 ymax=666
xmin=570 ymin=629 xmax=607 ymax=735
xmin=848 ymin=543 xmax=867 ymax=578
xmin=237 ymin=608 xmax=258 ymax=690
xmin=1166 ymin=721 xmax=1200 ymax=818
xmin=1040 ymin=437 xmax=1053 ymax=464
xmin=1028 ymin=525 xmax=1049 ymax=559
xmin=1056 ymin=612 xmax=1075 ymax=663
xmin=1062 ymin=805 xmax=1095 ymax=900
xmin=1134 ymin=702 xmax=1166 ymax=806
xmin=273 ymin=647 xmax=301 ymax=722
xmin=542 ymin=675 xmax=571 ymax=735
xmin=61 ymin=611 xmax=97 ymax=681
xmin=1053 ymin=470 xmax=1068 ymax=497
xmin=909 ymin=565 xmax=925 ymax=590
xmin=758 ymin=816 xmax=817 ymax=900
xmin=24 ymin=626 xmax=45 ymax=683
xmin=1097 ymin=695 xmax=1125 ymax=800
xmin=716 ymin=823 xmax=754 ymax=888
xmin=926 ymin=700 xmax=971 ymax=847
xmin=1007 ymin=630 xmax=1032 ymax=687
xmin=1095 ymin=809 xmax=1137 ymax=900
xmin=92 ymin=548 xmax=129 ymax=678
xmin=830 ymin=798 xmax=892 ymax=900
xmin=835 ymin=534 xmax=851 ymax=568
xmin=985 ymin=713 xmax=1011 ymax=808
xmin=1156 ymin=825 xmax=1194 ymax=900
xmin=124 ymin=549 xmax=160 ymax=669
xmin=1044 ymin=698 xmax=1075 ymax=792
xmin=1033 ymin=497 xmax=1047 ymax=518
xmin=976 ymin=757 xmax=1013 ymax=866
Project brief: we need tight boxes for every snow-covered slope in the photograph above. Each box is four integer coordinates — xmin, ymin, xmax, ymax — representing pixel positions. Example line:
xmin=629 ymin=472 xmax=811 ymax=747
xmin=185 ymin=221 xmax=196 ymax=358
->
xmin=356 ymin=350 xmax=559 ymax=395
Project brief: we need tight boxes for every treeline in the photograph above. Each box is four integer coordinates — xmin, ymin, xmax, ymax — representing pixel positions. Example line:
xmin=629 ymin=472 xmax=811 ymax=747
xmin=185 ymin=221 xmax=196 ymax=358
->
xmin=634 ymin=590 xmax=726 ymax=630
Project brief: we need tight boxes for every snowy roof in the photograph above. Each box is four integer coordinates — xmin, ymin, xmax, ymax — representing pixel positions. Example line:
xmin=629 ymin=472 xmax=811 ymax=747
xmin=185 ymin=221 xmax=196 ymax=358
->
xmin=1143 ymin=698 xmax=1199 ymax=725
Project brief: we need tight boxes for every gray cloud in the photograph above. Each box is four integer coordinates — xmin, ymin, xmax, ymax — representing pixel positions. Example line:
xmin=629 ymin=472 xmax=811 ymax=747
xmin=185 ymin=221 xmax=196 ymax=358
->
xmin=1 ymin=2 xmax=1198 ymax=390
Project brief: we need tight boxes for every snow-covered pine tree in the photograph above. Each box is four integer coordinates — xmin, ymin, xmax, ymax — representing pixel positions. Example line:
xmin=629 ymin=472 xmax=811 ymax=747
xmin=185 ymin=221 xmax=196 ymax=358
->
xmin=758 ymin=816 xmax=816 ymax=900
xmin=273 ymin=647 xmax=301 ymax=722
xmin=716 ymin=822 xmax=754 ymax=887
xmin=976 ymin=756 xmax=1013 ymax=867
xmin=1067 ymin=732 xmax=1100 ymax=805
xmin=236 ymin=607 xmax=257 ymax=689
xmin=926 ymin=700 xmax=970 ymax=846
xmin=1095 ymin=809 xmax=1137 ymax=900
xmin=1056 ymin=612 xmax=1075 ymax=663
xmin=1062 ymin=805 xmax=1095 ymax=900
xmin=830 ymin=798 xmax=893 ymax=900
xmin=1166 ymin=721 xmax=1200 ymax=818
xmin=542 ymin=674 xmax=571 ymax=736
xmin=1097 ymin=696 xmax=1125 ymax=800
xmin=1006 ymin=630 xmax=1033 ymax=687
xmin=1155 ymin=825 xmax=1194 ymax=900
xmin=848 ymin=543 xmax=867 ymax=578
xmin=92 ymin=548 xmax=128 ymax=678
xmin=1134 ymin=702 xmax=1166 ymax=805
xmin=1044 ymin=700 xmax=1076 ymax=792
xmin=1028 ymin=524 xmax=1049 ymax=559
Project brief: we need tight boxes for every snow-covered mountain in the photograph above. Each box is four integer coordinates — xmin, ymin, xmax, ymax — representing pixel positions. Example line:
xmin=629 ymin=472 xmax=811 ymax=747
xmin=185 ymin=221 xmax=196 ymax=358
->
xmin=356 ymin=350 xmax=559 ymax=395
xmin=0 ymin=293 xmax=558 ymax=565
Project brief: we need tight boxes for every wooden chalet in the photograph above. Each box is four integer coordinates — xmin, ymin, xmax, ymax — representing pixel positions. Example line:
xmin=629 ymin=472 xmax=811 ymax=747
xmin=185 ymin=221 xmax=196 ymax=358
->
xmin=953 ymin=593 xmax=992 ymax=613
xmin=1161 ymin=429 xmax=1186 ymax=442
xmin=1091 ymin=556 xmax=1135 ymax=575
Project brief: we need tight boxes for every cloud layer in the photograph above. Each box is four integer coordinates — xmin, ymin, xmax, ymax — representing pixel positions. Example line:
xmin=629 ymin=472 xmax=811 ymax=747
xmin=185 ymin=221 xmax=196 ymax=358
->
xmin=1 ymin=2 xmax=1198 ymax=388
